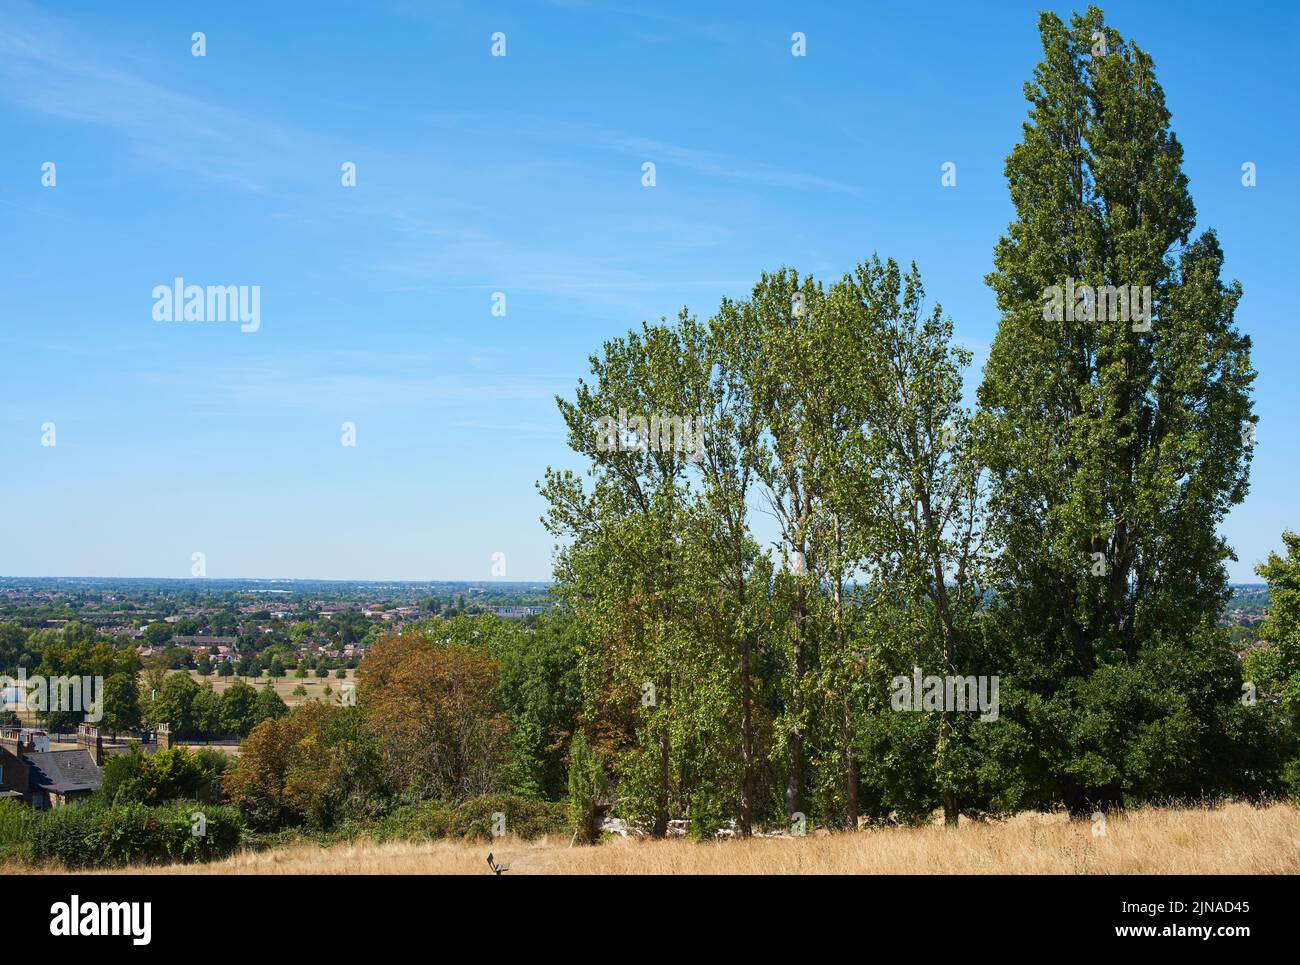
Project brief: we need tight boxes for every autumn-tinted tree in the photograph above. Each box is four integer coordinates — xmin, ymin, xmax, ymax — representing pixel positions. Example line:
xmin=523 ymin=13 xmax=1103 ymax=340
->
xmin=358 ymin=631 xmax=510 ymax=801
xmin=224 ymin=705 xmax=371 ymax=830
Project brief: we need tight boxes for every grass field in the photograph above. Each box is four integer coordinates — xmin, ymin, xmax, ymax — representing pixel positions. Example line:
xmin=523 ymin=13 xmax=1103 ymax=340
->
xmin=180 ymin=668 xmax=355 ymax=707
xmin=35 ymin=801 xmax=1300 ymax=875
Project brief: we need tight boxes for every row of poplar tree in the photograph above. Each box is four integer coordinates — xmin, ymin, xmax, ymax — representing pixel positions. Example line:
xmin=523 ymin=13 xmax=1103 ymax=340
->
xmin=539 ymin=8 xmax=1292 ymax=835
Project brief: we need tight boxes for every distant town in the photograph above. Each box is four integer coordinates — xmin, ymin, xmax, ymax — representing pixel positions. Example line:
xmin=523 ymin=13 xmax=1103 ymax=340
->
xmin=0 ymin=577 xmax=551 ymax=678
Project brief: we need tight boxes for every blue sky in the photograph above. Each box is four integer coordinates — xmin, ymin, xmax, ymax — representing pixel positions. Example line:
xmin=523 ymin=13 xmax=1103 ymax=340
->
xmin=0 ymin=0 xmax=1295 ymax=581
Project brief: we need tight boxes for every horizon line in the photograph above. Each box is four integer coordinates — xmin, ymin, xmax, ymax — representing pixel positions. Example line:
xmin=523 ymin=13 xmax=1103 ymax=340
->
xmin=0 ymin=575 xmax=555 ymax=585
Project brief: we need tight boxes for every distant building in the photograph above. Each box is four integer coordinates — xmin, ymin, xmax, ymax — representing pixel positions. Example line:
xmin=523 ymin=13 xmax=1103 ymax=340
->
xmin=0 ymin=726 xmax=101 ymax=809
xmin=171 ymin=635 xmax=238 ymax=648
xmin=489 ymin=606 xmax=544 ymax=619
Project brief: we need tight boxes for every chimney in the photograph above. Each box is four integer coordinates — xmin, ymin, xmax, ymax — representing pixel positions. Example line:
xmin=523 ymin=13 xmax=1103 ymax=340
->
xmin=77 ymin=723 xmax=104 ymax=766
xmin=157 ymin=722 xmax=175 ymax=751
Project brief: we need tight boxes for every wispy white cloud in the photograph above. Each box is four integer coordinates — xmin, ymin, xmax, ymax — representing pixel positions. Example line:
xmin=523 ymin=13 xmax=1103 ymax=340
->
xmin=423 ymin=111 xmax=865 ymax=197
xmin=135 ymin=350 xmax=570 ymax=417
xmin=0 ymin=0 xmax=292 ymax=191
xmin=602 ymin=134 xmax=863 ymax=196
xmin=0 ymin=0 xmax=833 ymax=323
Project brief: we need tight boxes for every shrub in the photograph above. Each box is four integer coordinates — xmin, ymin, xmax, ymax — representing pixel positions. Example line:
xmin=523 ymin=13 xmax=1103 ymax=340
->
xmin=566 ymin=731 xmax=605 ymax=844
xmin=449 ymin=794 xmax=566 ymax=841
xmin=28 ymin=802 xmax=99 ymax=866
xmin=369 ymin=800 xmax=456 ymax=843
xmin=0 ymin=798 xmax=38 ymax=860
xmin=29 ymin=801 xmax=242 ymax=868
xmin=100 ymin=745 xmax=232 ymax=806
xmin=368 ymin=795 xmax=564 ymax=843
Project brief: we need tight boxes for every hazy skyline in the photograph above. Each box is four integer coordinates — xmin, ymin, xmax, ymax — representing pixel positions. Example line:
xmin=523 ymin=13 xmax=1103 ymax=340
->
xmin=1 ymin=0 xmax=1296 ymax=581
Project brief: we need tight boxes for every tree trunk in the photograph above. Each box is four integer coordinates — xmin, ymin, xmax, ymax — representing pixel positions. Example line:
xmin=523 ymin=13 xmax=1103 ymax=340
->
xmin=786 ymin=572 xmax=806 ymax=822
xmin=843 ymin=702 xmax=859 ymax=830
xmin=653 ymin=672 xmax=671 ymax=838
xmin=832 ymin=527 xmax=857 ymax=831
xmin=1063 ymin=780 xmax=1124 ymax=818
xmin=918 ymin=490 xmax=962 ymax=827
xmin=739 ymin=630 xmax=754 ymax=837
xmin=942 ymin=790 xmax=959 ymax=826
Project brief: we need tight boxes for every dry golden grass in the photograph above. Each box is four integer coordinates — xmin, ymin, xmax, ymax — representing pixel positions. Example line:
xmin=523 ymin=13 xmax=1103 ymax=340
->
xmin=181 ymin=669 xmax=355 ymax=707
xmin=19 ymin=801 xmax=1295 ymax=875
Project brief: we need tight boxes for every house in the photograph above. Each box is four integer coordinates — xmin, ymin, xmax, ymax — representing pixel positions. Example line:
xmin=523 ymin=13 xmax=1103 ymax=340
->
xmin=0 ymin=725 xmax=101 ymax=809
xmin=489 ymin=606 xmax=544 ymax=619
xmin=105 ymin=626 xmax=146 ymax=639
xmin=171 ymin=635 xmax=238 ymax=648
xmin=0 ymin=724 xmax=177 ymax=809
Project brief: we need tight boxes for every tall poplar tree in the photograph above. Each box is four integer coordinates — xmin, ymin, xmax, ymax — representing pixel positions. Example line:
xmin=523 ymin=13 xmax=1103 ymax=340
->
xmin=737 ymin=270 xmax=836 ymax=821
xmin=978 ymin=7 xmax=1257 ymax=812
xmin=844 ymin=258 xmax=990 ymax=825
xmin=541 ymin=318 xmax=738 ymax=835
xmin=674 ymin=308 xmax=769 ymax=835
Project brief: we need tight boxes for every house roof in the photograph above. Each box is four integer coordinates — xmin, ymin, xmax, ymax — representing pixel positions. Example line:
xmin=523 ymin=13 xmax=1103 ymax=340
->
xmin=23 ymin=749 xmax=101 ymax=794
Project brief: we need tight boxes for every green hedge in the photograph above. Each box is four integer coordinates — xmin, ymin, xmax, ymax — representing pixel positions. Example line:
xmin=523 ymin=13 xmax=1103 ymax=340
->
xmin=28 ymin=801 xmax=242 ymax=868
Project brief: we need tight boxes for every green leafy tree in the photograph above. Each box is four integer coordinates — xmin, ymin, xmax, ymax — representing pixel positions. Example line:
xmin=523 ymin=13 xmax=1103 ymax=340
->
xmin=541 ymin=319 xmax=721 ymax=837
xmin=145 ymin=672 xmax=199 ymax=734
xmin=219 ymin=679 xmax=259 ymax=736
xmin=732 ymin=269 xmax=831 ymax=823
xmin=101 ymin=672 xmax=141 ymax=738
xmin=0 ymin=623 xmax=32 ymax=674
xmin=1245 ymin=532 xmax=1300 ymax=790
xmin=837 ymin=258 xmax=991 ymax=825
xmin=33 ymin=638 xmax=140 ymax=731
xmin=677 ymin=305 xmax=770 ymax=835
xmin=254 ymin=682 xmax=289 ymax=724
xmin=567 ymin=730 xmax=606 ymax=844
xmin=191 ymin=682 xmax=222 ymax=735
xmin=493 ymin=615 xmax=582 ymax=799
xmin=976 ymin=7 xmax=1257 ymax=813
